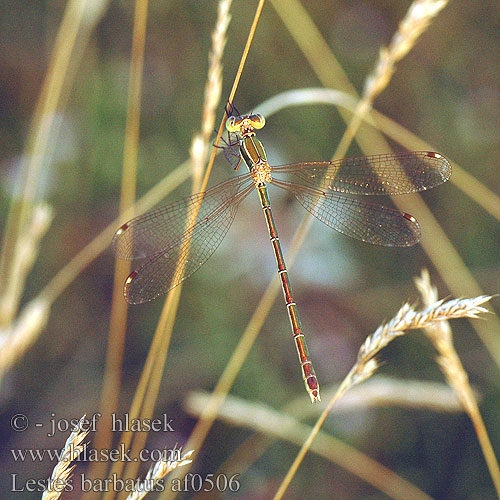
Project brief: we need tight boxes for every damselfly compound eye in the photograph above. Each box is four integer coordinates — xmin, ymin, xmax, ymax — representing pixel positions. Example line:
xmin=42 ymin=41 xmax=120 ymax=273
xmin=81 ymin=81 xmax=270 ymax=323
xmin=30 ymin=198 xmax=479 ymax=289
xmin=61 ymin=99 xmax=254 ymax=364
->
xmin=251 ymin=113 xmax=266 ymax=129
xmin=226 ymin=116 xmax=238 ymax=133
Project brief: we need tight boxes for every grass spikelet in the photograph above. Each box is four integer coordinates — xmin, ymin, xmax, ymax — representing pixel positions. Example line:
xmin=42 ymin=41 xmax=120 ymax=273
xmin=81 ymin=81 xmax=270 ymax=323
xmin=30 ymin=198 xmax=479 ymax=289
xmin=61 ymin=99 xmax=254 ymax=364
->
xmin=41 ymin=415 xmax=89 ymax=500
xmin=347 ymin=293 xmax=491 ymax=396
xmin=125 ymin=448 xmax=194 ymax=500
xmin=201 ymin=0 xmax=231 ymax=142
xmin=415 ymin=269 xmax=500 ymax=496
xmin=191 ymin=0 xmax=232 ymax=187
xmin=363 ymin=0 xmax=449 ymax=102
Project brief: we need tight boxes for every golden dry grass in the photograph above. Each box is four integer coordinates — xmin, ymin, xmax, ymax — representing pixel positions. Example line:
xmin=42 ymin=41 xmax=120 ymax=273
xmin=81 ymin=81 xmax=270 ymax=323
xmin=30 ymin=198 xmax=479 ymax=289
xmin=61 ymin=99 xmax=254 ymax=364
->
xmin=41 ymin=416 xmax=89 ymax=500
xmin=1 ymin=0 xmax=500 ymax=499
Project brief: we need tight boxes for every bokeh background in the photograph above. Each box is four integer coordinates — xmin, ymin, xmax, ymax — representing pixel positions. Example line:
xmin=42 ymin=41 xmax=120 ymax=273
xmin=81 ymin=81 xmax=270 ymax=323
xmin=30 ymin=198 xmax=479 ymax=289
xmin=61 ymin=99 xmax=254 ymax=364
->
xmin=1 ymin=0 xmax=500 ymax=499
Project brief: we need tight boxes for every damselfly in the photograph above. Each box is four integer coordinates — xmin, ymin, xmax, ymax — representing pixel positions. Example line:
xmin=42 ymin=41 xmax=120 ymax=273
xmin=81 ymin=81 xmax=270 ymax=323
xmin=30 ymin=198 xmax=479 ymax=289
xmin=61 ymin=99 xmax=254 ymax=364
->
xmin=113 ymin=112 xmax=451 ymax=402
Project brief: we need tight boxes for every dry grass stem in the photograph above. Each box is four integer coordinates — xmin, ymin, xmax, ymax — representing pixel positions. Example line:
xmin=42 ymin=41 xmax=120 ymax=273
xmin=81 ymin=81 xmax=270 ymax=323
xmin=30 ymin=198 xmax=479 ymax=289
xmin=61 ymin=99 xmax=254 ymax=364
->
xmin=125 ymin=448 xmax=194 ymax=500
xmin=199 ymin=0 xmax=265 ymax=196
xmin=415 ymin=270 xmax=500 ymax=497
xmin=0 ymin=297 xmax=51 ymax=384
xmin=270 ymin=0 xmax=357 ymax=96
xmin=115 ymin=1 xmax=233 ymax=495
xmin=185 ymin=393 xmax=432 ymax=500
xmin=87 ymin=0 xmax=149 ymax=495
xmin=274 ymin=292 xmax=491 ymax=500
xmin=156 ymin=5 xmax=267 ymax=498
xmin=0 ymin=203 xmax=53 ymax=327
xmin=41 ymin=415 xmax=89 ymax=500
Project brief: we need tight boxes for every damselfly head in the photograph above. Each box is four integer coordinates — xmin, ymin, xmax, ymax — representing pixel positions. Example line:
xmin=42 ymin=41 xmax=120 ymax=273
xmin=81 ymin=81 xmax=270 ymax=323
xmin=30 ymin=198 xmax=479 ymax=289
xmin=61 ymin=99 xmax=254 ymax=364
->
xmin=226 ymin=113 xmax=266 ymax=135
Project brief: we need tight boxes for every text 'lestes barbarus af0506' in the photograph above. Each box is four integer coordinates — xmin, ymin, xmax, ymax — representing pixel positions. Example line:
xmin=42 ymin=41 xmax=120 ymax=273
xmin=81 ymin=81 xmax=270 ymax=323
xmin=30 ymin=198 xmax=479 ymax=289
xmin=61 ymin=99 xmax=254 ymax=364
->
xmin=113 ymin=112 xmax=451 ymax=403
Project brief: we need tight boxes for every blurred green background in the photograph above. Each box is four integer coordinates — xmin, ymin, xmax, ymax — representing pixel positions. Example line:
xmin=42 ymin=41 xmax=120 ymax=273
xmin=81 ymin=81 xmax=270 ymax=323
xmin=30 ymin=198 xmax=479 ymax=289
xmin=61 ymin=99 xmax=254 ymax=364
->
xmin=1 ymin=0 xmax=500 ymax=499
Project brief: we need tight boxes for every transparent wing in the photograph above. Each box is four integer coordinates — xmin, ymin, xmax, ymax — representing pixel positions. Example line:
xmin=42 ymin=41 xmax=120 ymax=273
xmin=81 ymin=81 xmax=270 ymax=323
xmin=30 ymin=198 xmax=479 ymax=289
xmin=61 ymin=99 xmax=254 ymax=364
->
xmin=113 ymin=174 xmax=253 ymax=260
xmin=112 ymin=175 xmax=254 ymax=304
xmin=272 ymin=180 xmax=420 ymax=247
xmin=272 ymin=151 xmax=451 ymax=195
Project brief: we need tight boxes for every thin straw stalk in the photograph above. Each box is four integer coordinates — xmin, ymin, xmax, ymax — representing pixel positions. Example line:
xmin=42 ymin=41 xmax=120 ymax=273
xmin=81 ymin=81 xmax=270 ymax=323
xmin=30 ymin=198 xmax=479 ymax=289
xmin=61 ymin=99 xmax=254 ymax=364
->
xmin=185 ymin=379 xmax=467 ymax=500
xmin=198 ymin=0 xmax=266 ymax=195
xmin=156 ymin=3 xmax=266 ymax=497
xmin=109 ymin=2 xmax=233 ymax=497
xmin=0 ymin=0 xmax=109 ymax=328
xmin=186 ymin=394 xmax=432 ymax=500
xmin=85 ymin=0 xmax=148 ymax=496
xmin=415 ymin=270 xmax=500 ymax=498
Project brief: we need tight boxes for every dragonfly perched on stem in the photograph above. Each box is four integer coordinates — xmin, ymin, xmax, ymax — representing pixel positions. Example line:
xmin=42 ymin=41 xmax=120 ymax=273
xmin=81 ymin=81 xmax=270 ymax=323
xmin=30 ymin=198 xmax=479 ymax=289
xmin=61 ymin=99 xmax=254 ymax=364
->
xmin=113 ymin=111 xmax=451 ymax=403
